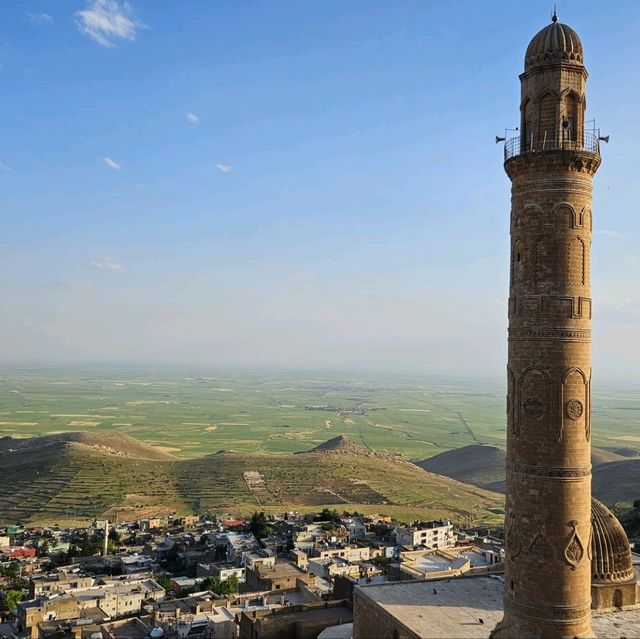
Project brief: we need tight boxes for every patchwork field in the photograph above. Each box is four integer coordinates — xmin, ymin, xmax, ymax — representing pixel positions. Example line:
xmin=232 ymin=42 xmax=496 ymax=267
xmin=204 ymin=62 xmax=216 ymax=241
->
xmin=0 ymin=368 xmax=637 ymax=460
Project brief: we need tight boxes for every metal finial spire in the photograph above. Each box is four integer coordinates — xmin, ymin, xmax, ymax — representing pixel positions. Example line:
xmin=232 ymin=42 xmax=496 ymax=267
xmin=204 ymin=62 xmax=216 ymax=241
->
xmin=552 ymin=4 xmax=558 ymax=22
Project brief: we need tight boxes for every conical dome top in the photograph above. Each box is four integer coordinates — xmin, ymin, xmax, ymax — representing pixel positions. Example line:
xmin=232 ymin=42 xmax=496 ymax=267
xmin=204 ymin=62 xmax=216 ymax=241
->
xmin=525 ymin=15 xmax=584 ymax=71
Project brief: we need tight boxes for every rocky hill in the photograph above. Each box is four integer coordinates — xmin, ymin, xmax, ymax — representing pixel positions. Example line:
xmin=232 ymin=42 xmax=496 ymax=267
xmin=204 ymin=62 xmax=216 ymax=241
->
xmin=307 ymin=435 xmax=368 ymax=455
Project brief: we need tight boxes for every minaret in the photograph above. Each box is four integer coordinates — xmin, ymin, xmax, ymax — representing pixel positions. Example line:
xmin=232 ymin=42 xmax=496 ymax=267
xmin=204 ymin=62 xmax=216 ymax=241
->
xmin=492 ymin=14 xmax=601 ymax=639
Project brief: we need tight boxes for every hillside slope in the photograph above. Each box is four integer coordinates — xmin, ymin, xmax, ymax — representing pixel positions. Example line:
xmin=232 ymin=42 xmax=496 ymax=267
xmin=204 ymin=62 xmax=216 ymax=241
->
xmin=0 ymin=432 xmax=504 ymax=526
xmin=592 ymin=460 xmax=640 ymax=506
xmin=414 ymin=445 xmax=506 ymax=493
xmin=0 ymin=431 xmax=175 ymax=461
xmin=415 ymin=444 xmax=638 ymax=503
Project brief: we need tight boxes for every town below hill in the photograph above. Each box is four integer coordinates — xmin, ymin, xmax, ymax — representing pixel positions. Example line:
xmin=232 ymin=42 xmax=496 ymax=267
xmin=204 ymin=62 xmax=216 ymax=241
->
xmin=0 ymin=510 xmax=503 ymax=639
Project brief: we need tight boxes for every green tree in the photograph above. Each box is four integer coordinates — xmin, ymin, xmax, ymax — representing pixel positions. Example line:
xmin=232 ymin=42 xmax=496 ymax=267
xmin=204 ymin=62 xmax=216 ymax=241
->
xmin=201 ymin=574 xmax=238 ymax=596
xmin=156 ymin=575 xmax=172 ymax=592
xmin=249 ymin=511 xmax=272 ymax=539
xmin=0 ymin=561 xmax=20 ymax=580
xmin=317 ymin=508 xmax=340 ymax=523
xmin=106 ymin=539 xmax=119 ymax=555
xmin=2 ymin=589 xmax=24 ymax=611
xmin=201 ymin=576 xmax=222 ymax=593
xmin=220 ymin=574 xmax=239 ymax=595
xmin=371 ymin=555 xmax=391 ymax=568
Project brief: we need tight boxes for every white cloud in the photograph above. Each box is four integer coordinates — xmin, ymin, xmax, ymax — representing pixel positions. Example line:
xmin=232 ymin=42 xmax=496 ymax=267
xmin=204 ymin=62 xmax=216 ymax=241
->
xmin=90 ymin=257 xmax=127 ymax=272
xmin=594 ymin=229 xmax=628 ymax=240
xmin=104 ymin=157 xmax=121 ymax=170
xmin=26 ymin=13 xmax=54 ymax=25
xmin=216 ymin=163 xmax=232 ymax=173
xmin=0 ymin=161 xmax=12 ymax=172
xmin=75 ymin=0 xmax=143 ymax=48
xmin=186 ymin=112 xmax=199 ymax=124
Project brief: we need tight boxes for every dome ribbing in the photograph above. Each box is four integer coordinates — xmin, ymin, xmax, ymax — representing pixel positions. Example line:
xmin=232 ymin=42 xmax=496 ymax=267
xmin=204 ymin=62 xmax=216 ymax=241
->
xmin=525 ymin=18 xmax=584 ymax=70
xmin=591 ymin=497 xmax=635 ymax=583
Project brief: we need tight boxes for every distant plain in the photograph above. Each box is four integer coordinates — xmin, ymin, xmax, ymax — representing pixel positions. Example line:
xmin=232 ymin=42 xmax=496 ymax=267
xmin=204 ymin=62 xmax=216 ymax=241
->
xmin=1 ymin=368 xmax=638 ymax=460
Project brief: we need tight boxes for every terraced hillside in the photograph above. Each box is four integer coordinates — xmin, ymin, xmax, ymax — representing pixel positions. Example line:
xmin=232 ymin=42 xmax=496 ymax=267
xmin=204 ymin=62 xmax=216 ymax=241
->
xmin=0 ymin=432 xmax=503 ymax=526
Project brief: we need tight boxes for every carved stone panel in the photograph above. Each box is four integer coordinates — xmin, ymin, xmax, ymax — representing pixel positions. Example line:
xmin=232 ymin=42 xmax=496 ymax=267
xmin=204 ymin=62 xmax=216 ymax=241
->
xmin=529 ymin=531 xmax=554 ymax=563
xmin=559 ymin=368 xmax=588 ymax=442
xmin=507 ymin=515 xmax=523 ymax=560
xmin=520 ymin=368 xmax=548 ymax=428
xmin=564 ymin=520 xmax=585 ymax=570
xmin=566 ymin=399 xmax=583 ymax=421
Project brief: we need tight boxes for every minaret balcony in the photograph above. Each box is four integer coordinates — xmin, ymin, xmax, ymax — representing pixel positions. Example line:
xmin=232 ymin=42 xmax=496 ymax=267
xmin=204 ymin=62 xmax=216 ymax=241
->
xmin=504 ymin=131 xmax=601 ymax=161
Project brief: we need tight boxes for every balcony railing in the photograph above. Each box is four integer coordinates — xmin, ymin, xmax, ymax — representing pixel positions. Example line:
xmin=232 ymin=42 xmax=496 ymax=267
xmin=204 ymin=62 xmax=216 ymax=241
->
xmin=504 ymin=131 xmax=600 ymax=161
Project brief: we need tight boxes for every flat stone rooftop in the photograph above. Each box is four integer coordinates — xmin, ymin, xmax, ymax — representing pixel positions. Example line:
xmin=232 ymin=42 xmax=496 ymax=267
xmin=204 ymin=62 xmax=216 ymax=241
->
xmin=356 ymin=576 xmax=640 ymax=638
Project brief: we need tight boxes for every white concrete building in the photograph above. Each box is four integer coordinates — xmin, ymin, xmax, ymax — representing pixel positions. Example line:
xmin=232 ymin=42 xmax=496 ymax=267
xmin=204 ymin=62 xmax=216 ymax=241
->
xmin=395 ymin=520 xmax=455 ymax=549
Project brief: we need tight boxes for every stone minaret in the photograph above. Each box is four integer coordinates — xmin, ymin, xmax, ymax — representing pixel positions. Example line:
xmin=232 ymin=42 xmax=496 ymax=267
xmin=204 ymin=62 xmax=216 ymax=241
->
xmin=492 ymin=14 xmax=601 ymax=639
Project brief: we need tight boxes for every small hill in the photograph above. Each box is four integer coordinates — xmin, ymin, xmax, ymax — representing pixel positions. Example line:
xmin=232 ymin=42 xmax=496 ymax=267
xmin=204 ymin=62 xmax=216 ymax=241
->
xmin=591 ymin=447 xmax=631 ymax=467
xmin=0 ymin=431 xmax=175 ymax=461
xmin=415 ymin=445 xmax=638 ymax=499
xmin=415 ymin=445 xmax=506 ymax=493
xmin=308 ymin=435 xmax=368 ymax=455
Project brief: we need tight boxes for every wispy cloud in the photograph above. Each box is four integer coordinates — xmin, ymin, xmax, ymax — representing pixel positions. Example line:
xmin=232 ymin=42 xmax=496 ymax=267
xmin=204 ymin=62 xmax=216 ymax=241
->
xmin=0 ymin=161 xmax=12 ymax=172
xmin=90 ymin=257 xmax=127 ymax=272
xmin=595 ymin=229 xmax=628 ymax=240
xmin=75 ymin=0 xmax=143 ymax=48
xmin=26 ymin=13 xmax=55 ymax=25
xmin=216 ymin=163 xmax=232 ymax=173
xmin=186 ymin=112 xmax=199 ymax=124
xmin=104 ymin=157 xmax=121 ymax=170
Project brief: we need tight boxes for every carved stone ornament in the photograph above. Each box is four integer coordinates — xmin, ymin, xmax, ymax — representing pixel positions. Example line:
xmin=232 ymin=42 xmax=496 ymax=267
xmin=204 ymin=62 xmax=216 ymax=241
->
xmin=507 ymin=516 xmax=523 ymax=559
xmin=564 ymin=520 xmax=585 ymax=570
xmin=523 ymin=396 xmax=544 ymax=419
xmin=529 ymin=531 xmax=554 ymax=563
xmin=566 ymin=399 xmax=584 ymax=421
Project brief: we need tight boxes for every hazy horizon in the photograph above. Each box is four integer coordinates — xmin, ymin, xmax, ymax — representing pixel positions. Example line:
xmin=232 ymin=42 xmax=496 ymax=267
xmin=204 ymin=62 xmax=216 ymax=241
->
xmin=2 ymin=362 xmax=639 ymax=389
xmin=2 ymin=1 xmax=639 ymax=379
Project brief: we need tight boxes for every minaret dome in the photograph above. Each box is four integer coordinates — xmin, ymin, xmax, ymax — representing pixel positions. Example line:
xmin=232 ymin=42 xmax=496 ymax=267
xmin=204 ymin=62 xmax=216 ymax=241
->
xmin=525 ymin=19 xmax=584 ymax=70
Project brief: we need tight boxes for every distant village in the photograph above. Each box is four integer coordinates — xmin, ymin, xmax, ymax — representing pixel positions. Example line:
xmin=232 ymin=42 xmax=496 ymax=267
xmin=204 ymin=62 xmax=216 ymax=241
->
xmin=0 ymin=511 xmax=504 ymax=639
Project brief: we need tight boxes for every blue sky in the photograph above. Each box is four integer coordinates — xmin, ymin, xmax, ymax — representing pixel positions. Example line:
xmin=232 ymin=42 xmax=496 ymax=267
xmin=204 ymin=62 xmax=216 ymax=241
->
xmin=1 ymin=0 xmax=639 ymax=378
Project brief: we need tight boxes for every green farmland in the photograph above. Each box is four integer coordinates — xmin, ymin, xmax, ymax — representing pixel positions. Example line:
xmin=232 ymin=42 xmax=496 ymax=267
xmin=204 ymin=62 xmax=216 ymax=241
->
xmin=0 ymin=367 xmax=637 ymax=460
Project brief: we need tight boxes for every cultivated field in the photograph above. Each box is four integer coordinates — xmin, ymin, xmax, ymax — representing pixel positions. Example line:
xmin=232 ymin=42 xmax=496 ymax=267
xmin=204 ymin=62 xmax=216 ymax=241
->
xmin=0 ymin=368 xmax=638 ymax=460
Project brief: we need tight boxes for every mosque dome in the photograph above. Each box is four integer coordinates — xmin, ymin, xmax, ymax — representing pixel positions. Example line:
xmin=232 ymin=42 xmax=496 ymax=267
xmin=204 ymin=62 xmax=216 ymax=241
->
xmin=525 ymin=15 xmax=584 ymax=70
xmin=591 ymin=497 xmax=635 ymax=583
